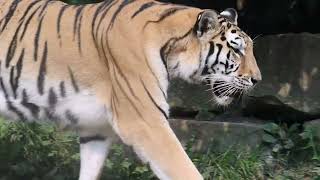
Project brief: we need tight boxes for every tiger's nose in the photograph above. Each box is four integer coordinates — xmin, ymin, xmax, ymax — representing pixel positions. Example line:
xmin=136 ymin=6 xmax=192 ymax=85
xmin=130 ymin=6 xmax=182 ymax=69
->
xmin=250 ymin=77 xmax=261 ymax=85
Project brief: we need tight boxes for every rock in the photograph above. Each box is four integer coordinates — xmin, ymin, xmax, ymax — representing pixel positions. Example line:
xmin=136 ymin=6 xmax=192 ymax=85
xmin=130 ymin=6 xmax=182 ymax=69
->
xmin=242 ymin=95 xmax=320 ymax=126
xmin=168 ymin=79 xmax=218 ymax=115
xmin=253 ymin=33 xmax=320 ymax=113
xmin=169 ymin=119 xmax=264 ymax=152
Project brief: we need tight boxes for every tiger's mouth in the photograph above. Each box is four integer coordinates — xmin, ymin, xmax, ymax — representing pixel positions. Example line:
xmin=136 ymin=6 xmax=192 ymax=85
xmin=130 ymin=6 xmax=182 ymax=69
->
xmin=212 ymin=81 xmax=242 ymax=98
xmin=209 ymin=79 xmax=252 ymax=106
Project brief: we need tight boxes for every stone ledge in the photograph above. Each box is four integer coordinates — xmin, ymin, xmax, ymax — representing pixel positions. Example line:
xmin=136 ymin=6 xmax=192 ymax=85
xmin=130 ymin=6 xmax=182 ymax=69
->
xmin=169 ymin=119 xmax=264 ymax=152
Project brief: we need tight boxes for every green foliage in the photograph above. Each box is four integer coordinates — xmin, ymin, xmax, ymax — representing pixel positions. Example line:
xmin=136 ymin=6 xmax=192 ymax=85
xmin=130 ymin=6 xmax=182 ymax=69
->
xmin=185 ymin=136 xmax=264 ymax=180
xmin=0 ymin=119 xmax=319 ymax=179
xmin=300 ymin=126 xmax=320 ymax=162
xmin=0 ymin=120 xmax=265 ymax=180
xmin=262 ymin=123 xmax=300 ymax=158
xmin=0 ymin=120 xmax=79 ymax=180
xmin=102 ymin=144 xmax=155 ymax=180
xmin=262 ymin=123 xmax=320 ymax=179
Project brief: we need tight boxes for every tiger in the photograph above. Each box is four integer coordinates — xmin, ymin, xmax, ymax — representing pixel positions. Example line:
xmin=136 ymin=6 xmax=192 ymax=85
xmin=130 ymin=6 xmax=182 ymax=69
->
xmin=0 ymin=0 xmax=261 ymax=179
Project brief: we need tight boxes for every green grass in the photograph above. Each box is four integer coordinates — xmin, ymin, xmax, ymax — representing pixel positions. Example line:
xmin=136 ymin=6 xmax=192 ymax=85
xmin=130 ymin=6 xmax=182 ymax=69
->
xmin=0 ymin=119 xmax=319 ymax=180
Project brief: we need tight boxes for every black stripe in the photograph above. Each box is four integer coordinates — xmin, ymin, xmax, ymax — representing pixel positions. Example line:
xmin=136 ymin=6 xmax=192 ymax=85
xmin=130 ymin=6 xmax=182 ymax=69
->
xmin=230 ymin=40 xmax=239 ymax=46
xmin=144 ymin=7 xmax=187 ymax=28
xmin=131 ymin=2 xmax=156 ymax=19
xmin=68 ymin=67 xmax=79 ymax=93
xmin=206 ymin=42 xmax=215 ymax=65
xmin=233 ymin=64 xmax=240 ymax=72
xmin=113 ymin=72 xmax=144 ymax=119
xmin=59 ymin=81 xmax=66 ymax=97
xmin=91 ymin=1 xmax=114 ymax=55
xmin=189 ymin=69 xmax=198 ymax=79
xmin=37 ymin=41 xmax=48 ymax=95
xmin=73 ymin=6 xmax=85 ymax=40
xmin=5 ymin=22 xmax=23 ymax=68
xmin=18 ymin=0 xmax=42 ymax=22
xmin=73 ymin=6 xmax=85 ymax=54
xmin=224 ymin=58 xmax=229 ymax=71
xmin=158 ymin=7 xmax=187 ymax=22
xmin=103 ymin=26 xmax=142 ymax=103
xmin=94 ymin=0 xmax=118 ymax=51
xmin=0 ymin=0 xmax=22 ymax=33
xmin=109 ymin=0 xmax=136 ymax=29
xmin=57 ymin=5 xmax=69 ymax=39
xmin=226 ymin=50 xmax=231 ymax=59
xmin=34 ymin=15 xmax=44 ymax=61
xmin=201 ymin=42 xmax=215 ymax=75
xmin=211 ymin=44 xmax=222 ymax=68
xmin=160 ymin=41 xmax=170 ymax=74
xmin=160 ymin=28 xmax=193 ymax=77
xmin=19 ymin=6 xmax=42 ymax=41
xmin=141 ymin=79 xmax=168 ymax=119
xmin=219 ymin=18 xmax=226 ymax=24
xmin=111 ymin=94 xmax=119 ymax=118
xmin=227 ymin=42 xmax=241 ymax=55
xmin=65 ymin=110 xmax=79 ymax=124
xmin=9 ymin=67 xmax=16 ymax=98
xmin=227 ymin=41 xmax=241 ymax=55
xmin=77 ymin=10 xmax=84 ymax=54
xmin=0 ymin=78 xmax=9 ymax=98
xmin=80 ymin=135 xmax=105 ymax=144
xmin=21 ymin=89 xmax=40 ymax=118
xmin=99 ymin=24 xmax=111 ymax=70
xmin=48 ymin=87 xmax=57 ymax=108
xmin=91 ymin=2 xmax=108 ymax=38
xmin=142 ymin=56 xmax=167 ymax=99
xmin=38 ymin=0 xmax=52 ymax=18
xmin=173 ymin=62 xmax=179 ymax=70
xmin=13 ymin=49 xmax=24 ymax=97
xmin=109 ymin=60 xmax=141 ymax=102
xmin=96 ymin=0 xmax=118 ymax=34
xmin=0 ymin=78 xmax=25 ymax=121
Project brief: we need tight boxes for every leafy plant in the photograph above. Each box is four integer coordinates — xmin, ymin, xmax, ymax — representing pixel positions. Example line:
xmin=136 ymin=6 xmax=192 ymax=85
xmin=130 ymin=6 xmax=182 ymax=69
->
xmin=262 ymin=123 xmax=300 ymax=158
xmin=0 ymin=120 xmax=79 ymax=180
xmin=0 ymin=119 xmax=319 ymax=179
xmin=300 ymin=125 xmax=320 ymax=162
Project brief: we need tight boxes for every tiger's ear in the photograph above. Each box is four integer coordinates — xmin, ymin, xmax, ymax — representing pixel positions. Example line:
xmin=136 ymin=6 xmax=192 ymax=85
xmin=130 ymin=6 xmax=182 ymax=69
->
xmin=195 ymin=10 xmax=219 ymax=40
xmin=220 ymin=8 xmax=238 ymax=25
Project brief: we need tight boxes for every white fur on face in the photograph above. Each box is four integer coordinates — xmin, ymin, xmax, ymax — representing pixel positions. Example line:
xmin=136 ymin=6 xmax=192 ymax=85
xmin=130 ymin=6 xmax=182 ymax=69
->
xmin=207 ymin=74 xmax=253 ymax=106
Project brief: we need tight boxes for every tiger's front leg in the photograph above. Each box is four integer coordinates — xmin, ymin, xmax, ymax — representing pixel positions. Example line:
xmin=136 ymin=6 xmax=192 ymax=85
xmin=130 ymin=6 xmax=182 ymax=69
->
xmin=79 ymin=136 xmax=113 ymax=180
xmin=112 ymin=115 xmax=203 ymax=180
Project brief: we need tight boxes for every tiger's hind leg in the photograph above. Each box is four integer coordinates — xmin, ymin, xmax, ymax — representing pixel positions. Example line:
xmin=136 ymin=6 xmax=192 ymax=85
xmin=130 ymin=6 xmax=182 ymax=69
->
xmin=79 ymin=136 xmax=113 ymax=180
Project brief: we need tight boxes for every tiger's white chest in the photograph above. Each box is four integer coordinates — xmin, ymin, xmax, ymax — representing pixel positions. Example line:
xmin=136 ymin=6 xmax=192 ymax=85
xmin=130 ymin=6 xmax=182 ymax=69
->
xmin=0 ymin=78 xmax=112 ymax=133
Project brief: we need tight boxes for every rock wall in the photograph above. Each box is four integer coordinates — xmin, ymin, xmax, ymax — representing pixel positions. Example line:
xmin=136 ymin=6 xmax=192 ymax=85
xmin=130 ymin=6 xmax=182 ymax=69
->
xmin=253 ymin=33 xmax=320 ymax=113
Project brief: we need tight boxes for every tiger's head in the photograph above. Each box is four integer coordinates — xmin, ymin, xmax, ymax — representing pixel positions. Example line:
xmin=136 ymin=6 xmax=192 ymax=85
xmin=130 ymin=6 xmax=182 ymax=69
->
xmin=166 ymin=8 xmax=261 ymax=106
